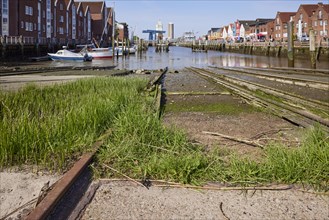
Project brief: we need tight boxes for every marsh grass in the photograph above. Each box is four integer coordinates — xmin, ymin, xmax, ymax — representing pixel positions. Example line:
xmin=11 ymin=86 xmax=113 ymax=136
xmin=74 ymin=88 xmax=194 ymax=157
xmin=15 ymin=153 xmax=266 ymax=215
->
xmin=1 ymin=76 xmax=328 ymax=190
xmin=0 ymin=77 xmax=147 ymax=170
xmin=99 ymin=102 xmax=329 ymax=190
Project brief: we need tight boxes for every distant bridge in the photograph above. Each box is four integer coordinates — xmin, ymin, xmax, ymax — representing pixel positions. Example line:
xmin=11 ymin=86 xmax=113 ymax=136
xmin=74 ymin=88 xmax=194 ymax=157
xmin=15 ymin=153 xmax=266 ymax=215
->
xmin=142 ymin=30 xmax=166 ymax=41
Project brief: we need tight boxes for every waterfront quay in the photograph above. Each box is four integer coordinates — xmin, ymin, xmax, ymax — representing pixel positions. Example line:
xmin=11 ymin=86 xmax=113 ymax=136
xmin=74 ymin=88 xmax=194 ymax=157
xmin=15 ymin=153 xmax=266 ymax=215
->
xmin=179 ymin=40 xmax=329 ymax=61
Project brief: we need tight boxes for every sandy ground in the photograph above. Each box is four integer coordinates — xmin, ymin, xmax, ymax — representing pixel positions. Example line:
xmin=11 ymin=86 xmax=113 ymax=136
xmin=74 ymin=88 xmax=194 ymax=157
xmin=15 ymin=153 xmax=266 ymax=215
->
xmin=81 ymin=181 xmax=329 ymax=220
xmin=0 ymin=172 xmax=60 ymax=219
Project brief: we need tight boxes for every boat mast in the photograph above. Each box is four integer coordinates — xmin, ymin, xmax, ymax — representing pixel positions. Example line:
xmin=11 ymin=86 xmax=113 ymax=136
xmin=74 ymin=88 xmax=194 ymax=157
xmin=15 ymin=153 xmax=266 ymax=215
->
xmin=112 ymin=2 xmax=115 ymax=58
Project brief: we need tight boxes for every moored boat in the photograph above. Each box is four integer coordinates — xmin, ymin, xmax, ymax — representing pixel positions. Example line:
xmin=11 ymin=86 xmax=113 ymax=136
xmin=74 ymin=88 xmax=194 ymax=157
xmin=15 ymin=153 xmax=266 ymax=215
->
xmin=87 ymin=47 xmax=113 ymax=59
xmin=48 ymin=48 xmax=92 ymax=61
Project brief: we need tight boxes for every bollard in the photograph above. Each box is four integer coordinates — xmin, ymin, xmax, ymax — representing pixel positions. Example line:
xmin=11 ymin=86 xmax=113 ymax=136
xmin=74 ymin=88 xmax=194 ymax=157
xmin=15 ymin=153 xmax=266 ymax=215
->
xmin=287 ymin=21 xmax=294 ymax=67
xmin=309 ymin=30 xmax=316 ymax=69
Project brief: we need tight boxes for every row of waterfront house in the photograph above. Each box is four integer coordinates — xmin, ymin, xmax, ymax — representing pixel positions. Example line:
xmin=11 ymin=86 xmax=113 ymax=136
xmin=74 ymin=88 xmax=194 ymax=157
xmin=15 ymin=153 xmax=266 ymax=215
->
xmin=0 ymin=0 xmax=128 ymax=47
xmin=207 ymin=3 xmax=328 ymax=42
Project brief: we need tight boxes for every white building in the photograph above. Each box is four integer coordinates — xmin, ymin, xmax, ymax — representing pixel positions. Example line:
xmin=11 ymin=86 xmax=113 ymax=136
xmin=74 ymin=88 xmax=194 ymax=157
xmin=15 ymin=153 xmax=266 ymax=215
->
xmin=156 ymin=20 xmax=163 ymax=40
xmin=168 ymin=22 xmax=174 ymax=40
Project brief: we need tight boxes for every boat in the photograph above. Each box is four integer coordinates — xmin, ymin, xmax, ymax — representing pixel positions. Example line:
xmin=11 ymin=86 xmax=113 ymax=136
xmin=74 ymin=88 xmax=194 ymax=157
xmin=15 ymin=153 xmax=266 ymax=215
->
xmin=85 ymin=46 xmax=113 ymax=59
xmin=48 ymin=47 xmax=92 ymax=61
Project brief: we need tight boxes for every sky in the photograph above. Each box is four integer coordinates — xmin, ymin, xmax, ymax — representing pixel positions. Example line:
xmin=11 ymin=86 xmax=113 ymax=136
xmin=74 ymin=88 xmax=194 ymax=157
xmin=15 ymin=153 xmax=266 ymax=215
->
xmin=99 ymin=0 xmax=323 ymax=39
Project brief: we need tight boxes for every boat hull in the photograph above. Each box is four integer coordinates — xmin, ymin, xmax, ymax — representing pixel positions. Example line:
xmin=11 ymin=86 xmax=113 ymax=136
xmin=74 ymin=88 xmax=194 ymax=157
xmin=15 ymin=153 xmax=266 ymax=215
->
xmin=48 ymin=49 xmax=92 ymax=62
xmin=48 ymin=54 xmax=87 ymax=61
xmin=88 ymin=50 xmax=113 ymax=59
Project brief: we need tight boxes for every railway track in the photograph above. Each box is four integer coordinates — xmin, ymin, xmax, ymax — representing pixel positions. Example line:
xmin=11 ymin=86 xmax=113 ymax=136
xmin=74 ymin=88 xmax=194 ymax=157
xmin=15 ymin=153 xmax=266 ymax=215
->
xmin=20 ymin=68 xmax=168 ymax=220
xmin=211 ymin=66 xmax=329 ymax=91
xmin=187 ymin=67 xmax=329 ymax=130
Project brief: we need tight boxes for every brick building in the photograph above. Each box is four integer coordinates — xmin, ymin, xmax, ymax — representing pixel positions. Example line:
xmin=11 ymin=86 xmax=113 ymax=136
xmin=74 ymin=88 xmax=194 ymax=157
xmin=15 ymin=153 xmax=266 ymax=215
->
xmin=0 ymin=0 xmax=118 ymax=47
xmin=294 ymin=4 xmax=319 ymax=38
xmin=117 ymin=22 xmax=128 ymax=41
xmin=311 ymin=3 xmax=328 ymax=41
xmin=273 ymin=12 xmax=296 ymax=41
xmin=249 ymin=18 xmax=274 ymax=41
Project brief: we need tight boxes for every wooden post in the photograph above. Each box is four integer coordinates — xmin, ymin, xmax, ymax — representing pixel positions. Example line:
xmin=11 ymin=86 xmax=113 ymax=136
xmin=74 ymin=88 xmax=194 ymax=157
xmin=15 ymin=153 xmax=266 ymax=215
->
xmin=127 ymin=38 xmax=130 ymax=56
xmin=1 ymin=36 xmax=6 ymax=59
xmin=309 ymin=29 xmax=316 ymax=69
xmin=287 ymin=21 xmax=294 ymax=67
xmin=112 ymin=36 xmax=115 ymax=58
xmin=19 ymin=35 xmax=24 ymax=58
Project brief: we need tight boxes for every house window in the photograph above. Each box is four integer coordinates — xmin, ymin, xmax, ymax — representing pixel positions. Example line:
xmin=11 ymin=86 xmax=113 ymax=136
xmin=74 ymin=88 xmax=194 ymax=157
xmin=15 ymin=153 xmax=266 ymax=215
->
xmin=300 ymin=14 xmax=303 ymax=20
xmin=60 ymin=3 xmax=63 ymax=10
xmin=314 ymin=21 xmax=317 ymax=26
xmin=320 ymin=20 xmax=323 ymax=26
xmin=59 ymin=27 xmax=64 ymax=34
xmin=25 ymin=6 xmax=33 ymax=16
xmin=319 ymin=10 xmax=322 ymax=19
xmin=21 ymin=21 xmax=24 ymax=29
xmin=2 ymin=0 xmax=8 ymax=15
xmin=276 ymin=18 xmax=279 ymax=25
xmin=304 ymin=22 xmax=307 ymax=28
xmin=25 ymin=22 xmax=33 ymax=31
xmin=34 ymin=23 xmax=37 ymax=31
xmin=60 ymin=15 xmax=64 ymax=23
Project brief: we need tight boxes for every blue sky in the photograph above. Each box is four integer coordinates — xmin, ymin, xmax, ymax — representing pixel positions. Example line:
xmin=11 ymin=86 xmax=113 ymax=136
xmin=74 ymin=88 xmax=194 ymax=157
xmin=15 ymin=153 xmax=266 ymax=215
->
xmin=102 ymin=0 xmax=323 ymax=39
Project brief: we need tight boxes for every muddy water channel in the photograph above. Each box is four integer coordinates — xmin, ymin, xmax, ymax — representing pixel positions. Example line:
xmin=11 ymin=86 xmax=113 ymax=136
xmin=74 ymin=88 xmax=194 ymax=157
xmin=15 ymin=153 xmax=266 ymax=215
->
xmin=16 ymin=46 xmax=329 ymax=70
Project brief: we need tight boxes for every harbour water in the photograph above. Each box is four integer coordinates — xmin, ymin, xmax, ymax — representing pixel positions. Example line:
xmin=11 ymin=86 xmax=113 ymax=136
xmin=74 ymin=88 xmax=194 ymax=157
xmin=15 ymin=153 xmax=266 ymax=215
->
xmin=45 ymin=46 xmax=328 ymax=70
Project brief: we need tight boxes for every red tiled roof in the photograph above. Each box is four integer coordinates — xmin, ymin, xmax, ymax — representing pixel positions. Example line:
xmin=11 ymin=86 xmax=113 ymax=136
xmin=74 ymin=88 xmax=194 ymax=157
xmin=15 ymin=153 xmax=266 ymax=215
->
xmin=278 ymin=12 xmax=296 ymax=23
xmin=299 ymin=4 xmax=319 ymax=17
xmin=321 ymin=4 xmax=329 ymax=13
xmin=80 ymin=2 xmax=104 ymax=14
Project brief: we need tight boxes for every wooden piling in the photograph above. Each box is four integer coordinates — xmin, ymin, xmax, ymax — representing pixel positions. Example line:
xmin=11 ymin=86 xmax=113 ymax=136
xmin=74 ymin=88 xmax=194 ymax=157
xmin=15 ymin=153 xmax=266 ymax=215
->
xmin=112 ymin=36 xmax=115 ymax=58
xmin=19 ymin=35 xmax=24 ymax=58
xmin=1 ymin=36 xmax=6 ymax=59
xmin=287 ymin=21 xmax=294 ymax=67
xmin=316 ymin=38 xmax=321 ymax=61
xmin=309 ymin=29 xmax=316 ymax=69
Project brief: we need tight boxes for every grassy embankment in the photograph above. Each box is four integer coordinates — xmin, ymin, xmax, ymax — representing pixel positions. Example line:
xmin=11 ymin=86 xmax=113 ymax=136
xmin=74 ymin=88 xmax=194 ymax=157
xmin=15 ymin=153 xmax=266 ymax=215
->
xmin=1 ymin=77 xmax=328 ymax=190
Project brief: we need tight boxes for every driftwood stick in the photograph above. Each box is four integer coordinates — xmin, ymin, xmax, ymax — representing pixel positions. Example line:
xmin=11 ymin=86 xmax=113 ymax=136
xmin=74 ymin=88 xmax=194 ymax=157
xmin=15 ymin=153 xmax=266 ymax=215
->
xmin=102 ymin=164 xmax=147 ymax=189
xmin=220 ymin=202 xmax=230 ymax=220
xmin=202 ymin=131 xmax=264 ymax=148
xmin=155 ymin=184 xmax=293 ymax=191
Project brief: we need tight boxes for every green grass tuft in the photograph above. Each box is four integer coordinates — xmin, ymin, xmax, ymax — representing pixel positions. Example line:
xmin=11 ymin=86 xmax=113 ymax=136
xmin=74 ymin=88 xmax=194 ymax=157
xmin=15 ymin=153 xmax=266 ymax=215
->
xmin=0 ymin=77 xmax=147 ymax=170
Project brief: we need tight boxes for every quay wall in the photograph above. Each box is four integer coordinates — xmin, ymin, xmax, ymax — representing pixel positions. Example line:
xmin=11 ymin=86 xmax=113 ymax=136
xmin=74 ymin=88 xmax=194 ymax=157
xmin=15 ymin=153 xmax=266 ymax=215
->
xmin=181 ymin=41 xmax=329 ymax=61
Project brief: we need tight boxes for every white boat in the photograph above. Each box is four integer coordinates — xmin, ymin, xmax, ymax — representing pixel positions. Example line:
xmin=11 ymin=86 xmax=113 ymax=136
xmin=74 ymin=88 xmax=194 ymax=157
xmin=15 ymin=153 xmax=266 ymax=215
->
xmin=48 ymin=48 xmax=92 ymax=61
xmin=111 ymin=46 xmax=137 ymax=56
xmin=87 ymin=47 xmax=113 ymax=59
